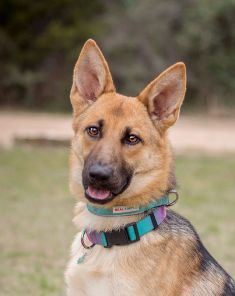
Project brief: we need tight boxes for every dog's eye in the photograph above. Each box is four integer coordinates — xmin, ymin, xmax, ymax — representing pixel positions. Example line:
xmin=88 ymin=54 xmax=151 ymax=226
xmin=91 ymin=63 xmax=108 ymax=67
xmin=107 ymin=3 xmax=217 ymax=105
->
xmin=86 ymin=126 xmax=100 ymax=138
xmin=124 ymin=134 xmax=141 ymax=145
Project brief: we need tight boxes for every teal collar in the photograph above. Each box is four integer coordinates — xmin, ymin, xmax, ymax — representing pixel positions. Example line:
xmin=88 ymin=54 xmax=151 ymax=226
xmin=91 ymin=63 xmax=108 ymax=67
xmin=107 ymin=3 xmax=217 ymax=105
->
xmin=87 ymin=195 xmax=169 ymax=217
xmin=82 ymin=205 xmax=167 ymax=250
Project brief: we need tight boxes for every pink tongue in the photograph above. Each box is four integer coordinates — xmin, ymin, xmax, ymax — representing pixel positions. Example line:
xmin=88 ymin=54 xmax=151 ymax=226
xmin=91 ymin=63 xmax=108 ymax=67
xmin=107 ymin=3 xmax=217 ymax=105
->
xmin=87 ymin=186 xmax=111 ymax=200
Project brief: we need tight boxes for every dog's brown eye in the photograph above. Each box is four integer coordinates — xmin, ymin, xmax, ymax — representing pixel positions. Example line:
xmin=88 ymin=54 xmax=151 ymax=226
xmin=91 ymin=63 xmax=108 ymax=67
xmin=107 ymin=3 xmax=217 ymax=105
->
xmin=124 ymin=134 xmax=141 ymax=145
xmin=87 ymin=126 xmax=100 ymax=138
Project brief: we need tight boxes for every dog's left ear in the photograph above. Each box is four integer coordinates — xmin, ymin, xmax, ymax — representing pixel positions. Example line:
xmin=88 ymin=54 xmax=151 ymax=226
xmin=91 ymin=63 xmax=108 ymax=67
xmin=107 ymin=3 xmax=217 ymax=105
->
xmin=138 ymin=62 xmax=186 ymax=130
xmin=71 ymin=39 xmax=115 ymax=115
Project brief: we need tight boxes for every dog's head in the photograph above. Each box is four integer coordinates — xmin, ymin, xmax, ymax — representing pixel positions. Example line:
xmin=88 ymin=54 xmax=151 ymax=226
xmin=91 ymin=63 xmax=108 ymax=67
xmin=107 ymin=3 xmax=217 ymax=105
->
xmin=70 ymin=39 xmax=186 ymax=207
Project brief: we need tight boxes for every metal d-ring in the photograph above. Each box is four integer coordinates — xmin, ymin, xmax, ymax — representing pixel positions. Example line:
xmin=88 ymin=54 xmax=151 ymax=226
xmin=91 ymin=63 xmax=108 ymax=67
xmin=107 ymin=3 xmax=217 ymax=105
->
xmin=166 ymin=189 xmax=179 ymax=207
xmin=81 ymin=230 xmax=95 ymax=249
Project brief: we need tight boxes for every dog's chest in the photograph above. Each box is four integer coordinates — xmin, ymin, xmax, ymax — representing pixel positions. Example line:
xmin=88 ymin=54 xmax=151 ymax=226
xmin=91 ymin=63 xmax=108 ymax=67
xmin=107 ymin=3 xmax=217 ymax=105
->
xmin=65 ymin=232 xmax=134 ymax=296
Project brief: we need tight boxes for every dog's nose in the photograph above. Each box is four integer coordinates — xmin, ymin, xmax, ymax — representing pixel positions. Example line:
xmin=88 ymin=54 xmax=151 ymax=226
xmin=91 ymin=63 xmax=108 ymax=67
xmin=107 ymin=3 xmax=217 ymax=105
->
xmin=89 ymin=164 xmax=113 ymax=181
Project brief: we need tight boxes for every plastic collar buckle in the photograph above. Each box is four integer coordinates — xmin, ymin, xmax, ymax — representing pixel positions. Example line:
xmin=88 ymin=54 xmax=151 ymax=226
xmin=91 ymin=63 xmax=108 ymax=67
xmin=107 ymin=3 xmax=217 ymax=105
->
xmin=104 ymin=222 xmax=140 ymax=248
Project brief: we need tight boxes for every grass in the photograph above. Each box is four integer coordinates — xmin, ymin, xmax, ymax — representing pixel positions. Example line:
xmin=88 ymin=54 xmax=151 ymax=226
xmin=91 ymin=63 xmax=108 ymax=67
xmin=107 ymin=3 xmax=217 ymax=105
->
xmin=0 ymin=147 xmax=74 ymax=296
xmin=0 ymin=147 xmax=235 ymax=295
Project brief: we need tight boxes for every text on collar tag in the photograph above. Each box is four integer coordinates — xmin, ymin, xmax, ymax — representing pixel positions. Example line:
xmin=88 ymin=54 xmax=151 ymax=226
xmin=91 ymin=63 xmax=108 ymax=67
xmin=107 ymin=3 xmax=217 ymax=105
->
xmin=112 ymin=206 xmax=140 ymax=214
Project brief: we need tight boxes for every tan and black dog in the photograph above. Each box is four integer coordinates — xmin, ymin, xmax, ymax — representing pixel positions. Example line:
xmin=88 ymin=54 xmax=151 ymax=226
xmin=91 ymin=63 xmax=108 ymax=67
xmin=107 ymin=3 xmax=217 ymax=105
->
xmin=65 ymin=39 xmax=235 ymax=295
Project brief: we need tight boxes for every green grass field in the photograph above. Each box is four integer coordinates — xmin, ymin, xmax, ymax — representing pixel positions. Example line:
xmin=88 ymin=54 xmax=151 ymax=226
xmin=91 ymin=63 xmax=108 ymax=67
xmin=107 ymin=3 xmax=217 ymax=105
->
xmin=0 ymin=147 xmax=235 ymax=295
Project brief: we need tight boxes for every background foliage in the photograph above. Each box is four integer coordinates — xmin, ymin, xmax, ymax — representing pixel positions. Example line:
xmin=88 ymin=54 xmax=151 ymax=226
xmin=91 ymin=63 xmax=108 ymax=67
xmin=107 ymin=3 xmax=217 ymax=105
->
xmin=0 ymin=0 xmax=235 ymax=111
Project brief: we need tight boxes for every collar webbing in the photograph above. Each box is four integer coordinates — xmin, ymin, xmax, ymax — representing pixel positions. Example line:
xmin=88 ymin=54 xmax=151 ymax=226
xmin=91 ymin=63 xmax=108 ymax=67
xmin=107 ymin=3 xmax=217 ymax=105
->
xmin=85 ymin=206 xmax=167 ymax=248
xmin=87 ymin=195 xmax=169 ymax=217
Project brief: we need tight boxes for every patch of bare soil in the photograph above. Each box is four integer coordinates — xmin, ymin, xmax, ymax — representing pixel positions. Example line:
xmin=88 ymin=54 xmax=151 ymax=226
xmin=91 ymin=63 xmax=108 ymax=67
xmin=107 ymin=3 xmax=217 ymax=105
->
xmin=0 ymin=111 xmax=235 ymax=153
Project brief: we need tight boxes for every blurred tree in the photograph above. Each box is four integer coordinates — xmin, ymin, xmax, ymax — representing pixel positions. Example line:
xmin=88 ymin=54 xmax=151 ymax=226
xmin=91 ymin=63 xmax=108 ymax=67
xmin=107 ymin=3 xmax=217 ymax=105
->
xmin=177 ymin=0 xmax=235 ymax=111
xmin=100 ymin=0 xmax=235 ymax=112
xmin=0 ymin=0 xmax=235 ymax=112
xmin=0 ymin=0 xmax=105 ymax=110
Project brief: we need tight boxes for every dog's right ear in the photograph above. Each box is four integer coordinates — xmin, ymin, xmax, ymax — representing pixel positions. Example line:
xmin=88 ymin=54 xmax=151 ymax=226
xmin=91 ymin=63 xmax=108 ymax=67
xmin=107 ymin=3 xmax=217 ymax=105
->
xmin=70 ymin=39 xmax=115 ymax=115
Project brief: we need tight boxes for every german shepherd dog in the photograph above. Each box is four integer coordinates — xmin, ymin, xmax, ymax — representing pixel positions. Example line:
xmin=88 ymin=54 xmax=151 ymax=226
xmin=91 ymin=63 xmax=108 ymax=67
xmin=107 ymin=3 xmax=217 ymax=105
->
xmin=65 ymin=39 xmax=235 ymax=295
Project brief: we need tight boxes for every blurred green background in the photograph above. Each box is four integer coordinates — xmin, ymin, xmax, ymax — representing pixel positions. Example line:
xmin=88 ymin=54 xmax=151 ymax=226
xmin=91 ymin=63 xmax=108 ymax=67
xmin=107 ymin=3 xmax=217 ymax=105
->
xmin=0 ymin=1 xmax=235 ymax=295
xmin=0 ymin=148 xmax=235 ymax=296
xmin=1 ymin=0 xmax=235 ymax=112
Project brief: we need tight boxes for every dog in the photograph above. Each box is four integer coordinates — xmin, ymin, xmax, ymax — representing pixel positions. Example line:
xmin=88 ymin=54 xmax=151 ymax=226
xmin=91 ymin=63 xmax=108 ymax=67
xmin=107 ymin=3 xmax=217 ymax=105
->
xmin=65 ymin=39 xmax=235 ymax=295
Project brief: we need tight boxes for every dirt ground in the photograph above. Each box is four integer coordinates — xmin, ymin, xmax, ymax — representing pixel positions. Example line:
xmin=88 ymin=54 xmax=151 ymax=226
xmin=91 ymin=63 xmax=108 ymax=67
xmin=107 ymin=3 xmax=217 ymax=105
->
xmin=0 ymin=110 xmax=235 ymax=153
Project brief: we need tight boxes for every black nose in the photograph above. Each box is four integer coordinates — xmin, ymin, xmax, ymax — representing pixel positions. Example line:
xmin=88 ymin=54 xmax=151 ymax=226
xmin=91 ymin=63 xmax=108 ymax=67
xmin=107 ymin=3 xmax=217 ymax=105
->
xmin=89 ymin=164 xmax=113 ymax=181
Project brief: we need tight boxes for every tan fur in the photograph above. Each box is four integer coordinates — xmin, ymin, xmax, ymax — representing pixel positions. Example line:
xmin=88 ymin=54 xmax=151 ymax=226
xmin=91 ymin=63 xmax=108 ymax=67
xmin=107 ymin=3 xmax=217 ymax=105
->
xmin=65 ymin=40 xmax=227 ymax=296
xmin=70 ymin=93 xmax=173 ymax=209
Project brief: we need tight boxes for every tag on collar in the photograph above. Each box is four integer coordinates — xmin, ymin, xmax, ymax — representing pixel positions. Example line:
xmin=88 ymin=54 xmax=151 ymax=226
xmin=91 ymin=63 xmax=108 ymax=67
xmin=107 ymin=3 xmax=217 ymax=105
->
xmin=112 ymin=205 xmax=140 ymax=214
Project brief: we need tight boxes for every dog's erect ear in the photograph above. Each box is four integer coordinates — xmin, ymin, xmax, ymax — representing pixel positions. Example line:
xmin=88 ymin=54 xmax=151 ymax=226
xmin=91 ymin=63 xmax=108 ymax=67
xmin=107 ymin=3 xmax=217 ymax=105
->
xmin=70 ymin=39 xmax=115 ymax=114
xmin=138 ymin=62 xmax=186 ymax=130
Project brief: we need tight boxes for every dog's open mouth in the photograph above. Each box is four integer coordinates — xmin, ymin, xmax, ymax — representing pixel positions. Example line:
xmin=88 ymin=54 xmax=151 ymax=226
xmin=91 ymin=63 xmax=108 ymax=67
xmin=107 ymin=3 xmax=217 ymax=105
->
xmin=86 ymin=186 xmax=111 ymax=200
xmin=85 ymin=186 xmax=115 ymax=204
